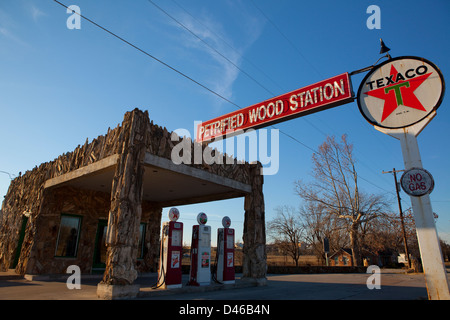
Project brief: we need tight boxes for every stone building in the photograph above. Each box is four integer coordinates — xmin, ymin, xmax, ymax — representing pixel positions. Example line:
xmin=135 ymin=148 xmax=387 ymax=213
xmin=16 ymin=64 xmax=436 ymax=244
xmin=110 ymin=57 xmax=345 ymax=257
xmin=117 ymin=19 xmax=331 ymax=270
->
xmin=328 ymin=248 xmax=353 ymax=266
xmin=0 ymin=109 xmax=266 ymax=298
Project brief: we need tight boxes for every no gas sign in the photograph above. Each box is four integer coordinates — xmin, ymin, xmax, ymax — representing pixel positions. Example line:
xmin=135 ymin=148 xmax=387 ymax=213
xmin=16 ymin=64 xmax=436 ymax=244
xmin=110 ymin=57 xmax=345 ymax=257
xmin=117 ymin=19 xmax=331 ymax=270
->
xmin=400 ymin=167 xmax=435 ymax=197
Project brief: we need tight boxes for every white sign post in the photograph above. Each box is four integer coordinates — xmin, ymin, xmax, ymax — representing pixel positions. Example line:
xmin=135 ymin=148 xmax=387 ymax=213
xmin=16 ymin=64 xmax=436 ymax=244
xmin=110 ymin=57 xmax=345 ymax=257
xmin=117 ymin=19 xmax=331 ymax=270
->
xmin=357 ymin=56 xmax=450 ymax=300
xmin=375 ymin=113 xmax=450 ymax=300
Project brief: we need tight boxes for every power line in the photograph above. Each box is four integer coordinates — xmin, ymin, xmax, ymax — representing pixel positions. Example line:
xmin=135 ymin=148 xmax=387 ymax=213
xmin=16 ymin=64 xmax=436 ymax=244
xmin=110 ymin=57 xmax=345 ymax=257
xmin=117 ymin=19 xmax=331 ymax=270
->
xmin=52 ymin=1 xmax=395 ymax=197
xmin=250 ymin=0 xmax=323 ymax=78
xmin=171 ymin=0 xmax=285 ymax=93
xmin=0 ymin=171 xmax=14 ymax=180
xmin=247 ymin=2 xmax=402 ymax=194
xmin=147 ymin=0 xmax=275 ymax=97
xmin=248 ymin=0 xmax=402 ymax=159
xmin=52 ymin=0 xmax=319 ymax=152
xmin=247 ymin=0 xmax=333 ymax=136
xmin=53 ymin=0 xmax=241 ymax=111
xmin=152 ymin=0 xmax=328 ymax=138
xmin=148 ymin=0 xmax=329 ymax=144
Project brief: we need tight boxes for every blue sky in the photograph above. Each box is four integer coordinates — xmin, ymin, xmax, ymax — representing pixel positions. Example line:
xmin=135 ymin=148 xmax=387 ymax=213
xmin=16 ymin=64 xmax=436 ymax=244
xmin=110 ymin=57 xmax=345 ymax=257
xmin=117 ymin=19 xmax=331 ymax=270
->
xmin=1 ymin=0 xmax=450 ymax=246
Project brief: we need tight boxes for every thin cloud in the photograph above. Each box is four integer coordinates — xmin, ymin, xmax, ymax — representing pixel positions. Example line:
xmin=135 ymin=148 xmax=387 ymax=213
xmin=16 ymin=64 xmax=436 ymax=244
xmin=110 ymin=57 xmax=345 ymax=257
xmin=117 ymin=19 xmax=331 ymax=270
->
xmin=167 ymin=11 xmax=240 ymax=104
xmin=29 ymin=4 xmax=47 ymax=22
xmin=162 ymin=4 xmax=265 ymax=111
xmin=0 ymin=26 xmax=29 ymax=47
xmin=0 ymin=7 xmax=30 ymax=47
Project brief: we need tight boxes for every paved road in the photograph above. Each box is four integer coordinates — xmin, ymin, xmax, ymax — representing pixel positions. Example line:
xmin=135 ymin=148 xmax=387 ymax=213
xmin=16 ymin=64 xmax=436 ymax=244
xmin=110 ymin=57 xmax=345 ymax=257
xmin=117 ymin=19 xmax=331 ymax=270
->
xmin=0 ymin=269 xmax=437 ymax=300
xmin=149 ymin=271 xmax=430 ymax=300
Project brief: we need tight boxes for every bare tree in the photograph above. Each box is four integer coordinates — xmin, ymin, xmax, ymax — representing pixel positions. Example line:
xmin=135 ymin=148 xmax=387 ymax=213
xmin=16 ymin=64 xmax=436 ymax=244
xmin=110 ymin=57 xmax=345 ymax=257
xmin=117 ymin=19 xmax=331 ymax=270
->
xmin=440 ymin=239 xmax=450 ymax=262
xmin=267 ymin=206 xmax=304 ymax=266
xmin=299 ymin=200 xmax=349 ymax=260
xmin=295 ymin=135 xmax=389 ymax=266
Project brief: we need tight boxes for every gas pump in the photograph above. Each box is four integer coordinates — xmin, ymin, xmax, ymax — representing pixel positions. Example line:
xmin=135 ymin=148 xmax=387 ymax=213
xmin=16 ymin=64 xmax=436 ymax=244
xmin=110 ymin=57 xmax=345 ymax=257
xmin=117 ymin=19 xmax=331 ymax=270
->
xmin=157 ymin=208 xmax=183 ymax=289
xmin=216 ymin=216 xmax=235 ymax=284
xmin=188 ymin=212 xmax=211 ymax=286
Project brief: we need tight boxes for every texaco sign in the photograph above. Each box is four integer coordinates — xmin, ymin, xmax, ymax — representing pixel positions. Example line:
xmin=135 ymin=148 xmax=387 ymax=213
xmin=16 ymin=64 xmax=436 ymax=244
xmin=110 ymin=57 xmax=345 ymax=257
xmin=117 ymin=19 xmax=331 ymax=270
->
xmin=357 ymin=56 xmax=445 ymax=129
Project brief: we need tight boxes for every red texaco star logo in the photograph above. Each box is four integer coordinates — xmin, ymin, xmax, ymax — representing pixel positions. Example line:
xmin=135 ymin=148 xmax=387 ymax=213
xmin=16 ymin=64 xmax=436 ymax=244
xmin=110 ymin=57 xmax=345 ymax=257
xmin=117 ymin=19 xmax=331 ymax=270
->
xmin=365 ymin=65 xmax=432 ymax=122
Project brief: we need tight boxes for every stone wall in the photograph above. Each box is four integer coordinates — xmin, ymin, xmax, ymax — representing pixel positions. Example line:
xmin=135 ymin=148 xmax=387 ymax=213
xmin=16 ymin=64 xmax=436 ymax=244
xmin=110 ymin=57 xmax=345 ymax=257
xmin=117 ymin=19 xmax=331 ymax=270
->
xmin=26 ymin=187 xmax=111 ymax=274
xmin=13 ymin=186 xmax=161 ymax=275
xmin=0 ymin=108 xmax=266 ymax=285
xmin=243 ymin=164 xmax=266 ymax=283
xmin=138 ymin=203 xmax=163 ymax=273
xmin=0 ymin=121 xmax=124 ymax=273
xmin=101 ymin=109 xmax=149 ymax=285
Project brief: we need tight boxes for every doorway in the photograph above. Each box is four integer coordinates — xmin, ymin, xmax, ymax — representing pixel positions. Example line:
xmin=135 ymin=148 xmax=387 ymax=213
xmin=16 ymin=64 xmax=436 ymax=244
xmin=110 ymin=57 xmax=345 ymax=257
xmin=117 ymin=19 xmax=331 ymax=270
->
xmin=92 ymin=219 xmax=107 ymax=273
xmin=11 ymin=216 xmax=28 ymax=269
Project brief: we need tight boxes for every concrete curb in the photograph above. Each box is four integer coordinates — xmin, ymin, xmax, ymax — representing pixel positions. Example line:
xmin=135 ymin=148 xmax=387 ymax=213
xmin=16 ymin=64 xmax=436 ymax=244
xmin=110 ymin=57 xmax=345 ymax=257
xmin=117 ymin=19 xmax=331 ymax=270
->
xmin=138 ymin=278 xmax=265 ymax=299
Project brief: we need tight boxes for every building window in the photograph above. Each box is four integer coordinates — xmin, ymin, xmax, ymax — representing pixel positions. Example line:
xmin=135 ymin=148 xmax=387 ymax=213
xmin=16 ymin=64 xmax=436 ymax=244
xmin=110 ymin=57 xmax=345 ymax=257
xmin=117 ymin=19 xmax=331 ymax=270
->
xmin=55 ymin=214 xmax=82 ymax=258
xmin=343 ymin=256 xmax=349 ymax=265
xmin=137 ymin=223 xmax=146 ymax=260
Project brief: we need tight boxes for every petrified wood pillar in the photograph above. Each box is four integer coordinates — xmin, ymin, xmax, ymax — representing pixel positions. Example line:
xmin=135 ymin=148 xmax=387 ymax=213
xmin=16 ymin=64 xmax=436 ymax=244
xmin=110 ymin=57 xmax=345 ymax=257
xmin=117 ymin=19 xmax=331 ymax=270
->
xmin=139 ymin=202 xmax=162 ymax=272
xmin=98 ymin=109 xmax=149 ymax=299
xmin=242 ymin=163 xmax=267 ymax=285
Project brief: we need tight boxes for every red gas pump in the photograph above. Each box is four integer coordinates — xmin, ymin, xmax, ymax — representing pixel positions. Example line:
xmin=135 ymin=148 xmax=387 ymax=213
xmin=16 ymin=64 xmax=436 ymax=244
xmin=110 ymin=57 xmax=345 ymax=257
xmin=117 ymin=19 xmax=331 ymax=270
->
xmin=157 ymin=208 xmax=183 ymax=289
xmin=216 ymin=216 xmax=235 ymax=284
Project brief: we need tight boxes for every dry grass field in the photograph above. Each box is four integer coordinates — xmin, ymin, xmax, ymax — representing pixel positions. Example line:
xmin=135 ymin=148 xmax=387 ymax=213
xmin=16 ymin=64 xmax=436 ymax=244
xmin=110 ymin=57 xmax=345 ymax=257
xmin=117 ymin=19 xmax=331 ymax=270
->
xmin=181 ymin=247 xmax=325 ymax=267
xmin=267 ymin=254 xmax=325 ymax=266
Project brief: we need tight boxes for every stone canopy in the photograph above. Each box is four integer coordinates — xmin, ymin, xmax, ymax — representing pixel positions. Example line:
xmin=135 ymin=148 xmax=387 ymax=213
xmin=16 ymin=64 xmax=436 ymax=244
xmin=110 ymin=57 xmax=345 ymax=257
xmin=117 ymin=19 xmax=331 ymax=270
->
xmin=0 ymin=109 xmax=266 ymax=298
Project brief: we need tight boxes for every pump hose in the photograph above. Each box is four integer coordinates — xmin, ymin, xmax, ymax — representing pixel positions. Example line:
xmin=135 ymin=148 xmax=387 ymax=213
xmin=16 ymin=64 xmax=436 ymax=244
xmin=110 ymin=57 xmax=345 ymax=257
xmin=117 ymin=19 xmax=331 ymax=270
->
xmin=186 ymin=245 xmax=197 ymax=286
xmin=151 ymin=226 xmax=167 ymax=289
xmin=212 ymin=233 xmax=223 ymax=284
xmin=151 ymin=262 xmax=165 ymax=289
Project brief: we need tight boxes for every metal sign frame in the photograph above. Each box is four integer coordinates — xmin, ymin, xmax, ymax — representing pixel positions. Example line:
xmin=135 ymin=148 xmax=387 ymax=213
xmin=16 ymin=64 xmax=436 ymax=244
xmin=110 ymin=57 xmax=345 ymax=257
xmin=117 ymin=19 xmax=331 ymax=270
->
xmin=197 ymin=73 xmax=353 ymax=143
xmin=361 ymin=55 xmax=450 ymax=300
xmin=356 ymin=56 xmax=445 ymax=129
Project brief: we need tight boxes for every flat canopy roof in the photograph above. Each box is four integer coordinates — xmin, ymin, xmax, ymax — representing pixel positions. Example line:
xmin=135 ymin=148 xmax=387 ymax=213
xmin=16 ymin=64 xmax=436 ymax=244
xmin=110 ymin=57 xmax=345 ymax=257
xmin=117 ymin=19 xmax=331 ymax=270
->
xmin=43 ymin=153 xmax=252 ymax=207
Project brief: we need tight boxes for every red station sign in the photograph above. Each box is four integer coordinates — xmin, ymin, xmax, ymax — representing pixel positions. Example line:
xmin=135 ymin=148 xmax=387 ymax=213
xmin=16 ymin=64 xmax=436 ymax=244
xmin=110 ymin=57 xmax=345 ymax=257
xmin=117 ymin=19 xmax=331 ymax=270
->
xmin=197 ymin=73 xmax=354 ymax=143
